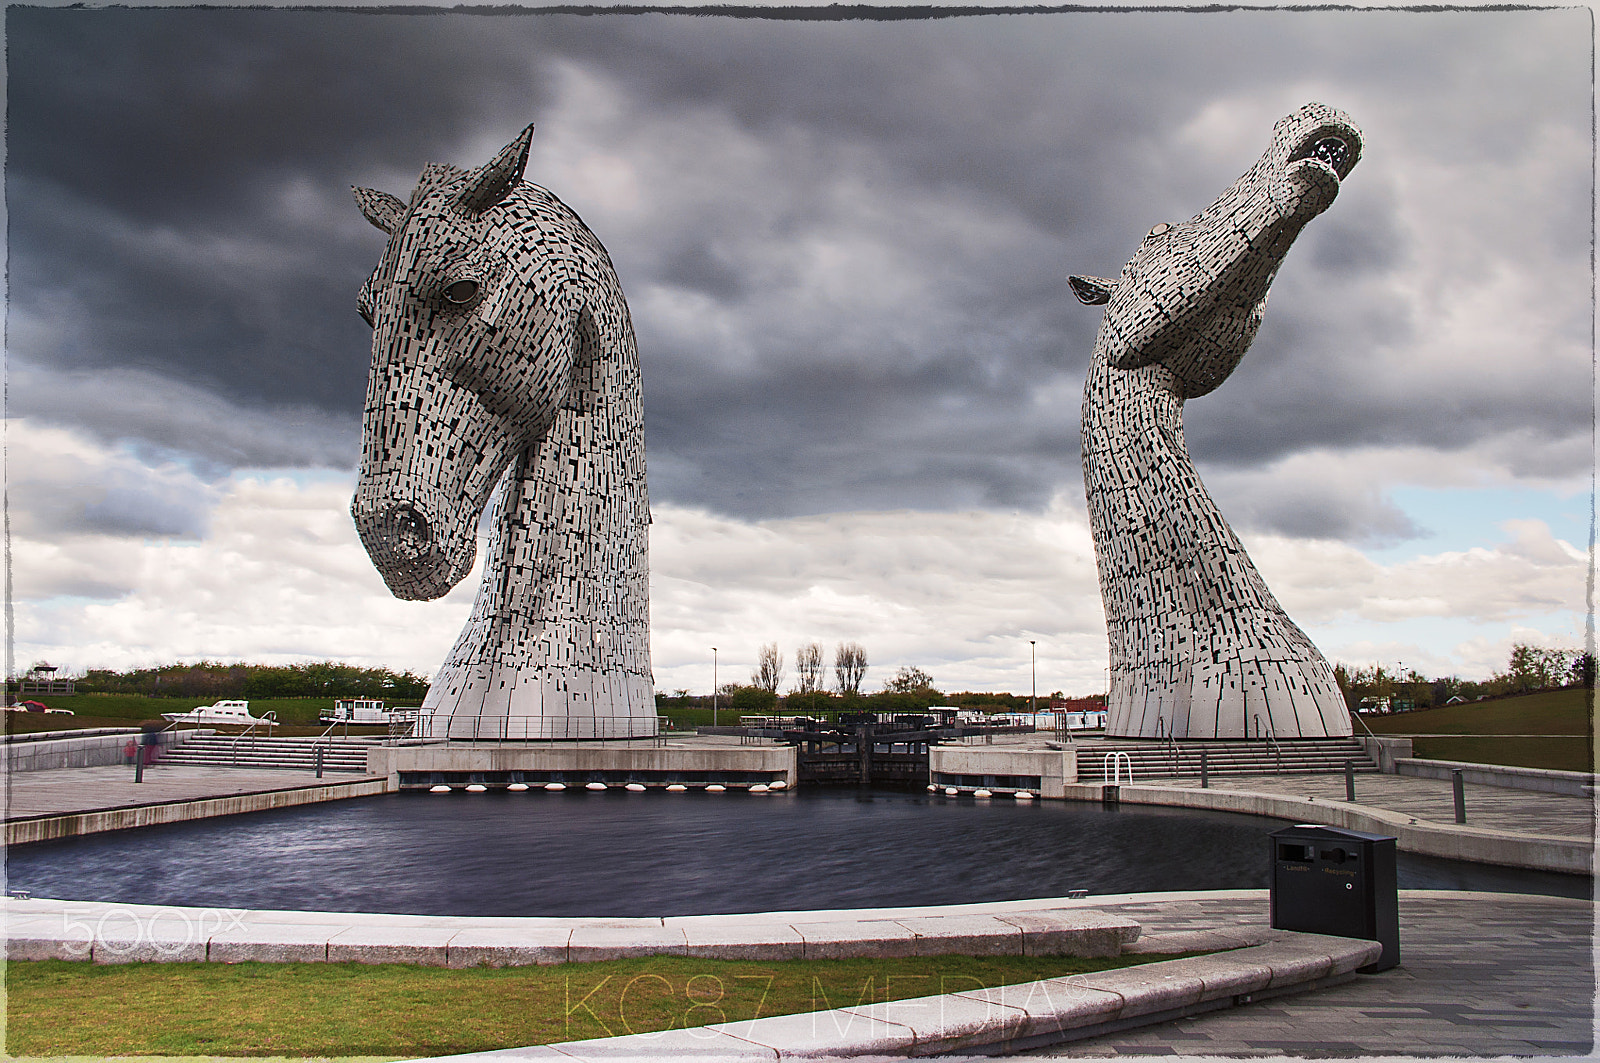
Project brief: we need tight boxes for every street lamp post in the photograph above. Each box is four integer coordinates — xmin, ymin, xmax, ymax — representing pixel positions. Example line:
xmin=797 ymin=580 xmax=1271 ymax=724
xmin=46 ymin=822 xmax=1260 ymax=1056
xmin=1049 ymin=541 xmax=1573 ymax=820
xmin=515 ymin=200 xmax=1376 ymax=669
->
xmin=712 ymin=647 xmax=719 ymax=727
xmin=1030 ymin=640 xmax=1037 ymax=715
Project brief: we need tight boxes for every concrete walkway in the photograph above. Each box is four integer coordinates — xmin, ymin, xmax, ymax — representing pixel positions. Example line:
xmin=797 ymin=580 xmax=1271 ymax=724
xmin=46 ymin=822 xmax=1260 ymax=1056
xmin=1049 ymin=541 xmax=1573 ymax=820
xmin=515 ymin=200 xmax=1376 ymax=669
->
xmin=1155 ymin=770 xmax=1595 ymax=836
xmin=1017 ymin=890 xmax=1595 ymax=1059
xmin=4 ymin=762 xmax=377 ymax=820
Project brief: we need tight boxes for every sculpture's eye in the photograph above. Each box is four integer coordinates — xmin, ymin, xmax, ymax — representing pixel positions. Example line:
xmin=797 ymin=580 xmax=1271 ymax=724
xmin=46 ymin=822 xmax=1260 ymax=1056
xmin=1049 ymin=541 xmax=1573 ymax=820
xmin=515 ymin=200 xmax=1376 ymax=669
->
xmin=442 ymin=279 xmax=480 ymax=306
xmin=1147 ymin=222 xmax=1172 ymax=238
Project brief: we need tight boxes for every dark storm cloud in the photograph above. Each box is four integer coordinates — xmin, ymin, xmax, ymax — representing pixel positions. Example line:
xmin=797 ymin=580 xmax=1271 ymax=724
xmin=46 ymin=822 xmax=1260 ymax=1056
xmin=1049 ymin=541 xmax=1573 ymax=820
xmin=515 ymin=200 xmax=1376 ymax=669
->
xmin=7 ymin=6 xmax=1592 ymax=539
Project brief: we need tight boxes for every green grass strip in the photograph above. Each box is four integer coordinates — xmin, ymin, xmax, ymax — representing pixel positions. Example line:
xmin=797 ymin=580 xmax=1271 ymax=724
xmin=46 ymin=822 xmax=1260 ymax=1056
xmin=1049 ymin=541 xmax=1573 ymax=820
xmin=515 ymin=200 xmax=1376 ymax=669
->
xmin=7 ymin=952 xmax=1188 ymax=1057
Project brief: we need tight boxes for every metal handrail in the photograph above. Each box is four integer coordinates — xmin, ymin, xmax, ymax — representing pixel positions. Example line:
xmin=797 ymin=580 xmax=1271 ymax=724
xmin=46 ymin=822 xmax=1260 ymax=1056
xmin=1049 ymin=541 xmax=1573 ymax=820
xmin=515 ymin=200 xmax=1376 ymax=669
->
xmin=229 ymin=711 xmax=278 ymax=765
xmin=317 ymin=718 xmax=351 ymax=743
xmin=1350 ymin=708 xmax=1378 ymax=740
xmin=1103 ymin=751 xmax=1133 ymax=785
xmin=1253 ymin=713 xmax=1283 ymax=773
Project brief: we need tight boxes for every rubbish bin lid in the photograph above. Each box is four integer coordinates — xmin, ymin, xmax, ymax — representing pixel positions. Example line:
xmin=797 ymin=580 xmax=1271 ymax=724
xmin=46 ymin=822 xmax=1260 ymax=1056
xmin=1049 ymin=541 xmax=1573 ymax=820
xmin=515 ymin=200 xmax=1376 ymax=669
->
xmin=1269 ymin=824 xmax=1395 ymax=843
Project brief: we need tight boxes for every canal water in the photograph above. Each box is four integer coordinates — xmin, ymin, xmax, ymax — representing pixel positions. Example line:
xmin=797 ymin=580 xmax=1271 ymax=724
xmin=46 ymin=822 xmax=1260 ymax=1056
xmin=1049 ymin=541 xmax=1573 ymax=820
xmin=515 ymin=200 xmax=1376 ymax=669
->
xmin=10 ymin=789 xmax=1587 ymax=917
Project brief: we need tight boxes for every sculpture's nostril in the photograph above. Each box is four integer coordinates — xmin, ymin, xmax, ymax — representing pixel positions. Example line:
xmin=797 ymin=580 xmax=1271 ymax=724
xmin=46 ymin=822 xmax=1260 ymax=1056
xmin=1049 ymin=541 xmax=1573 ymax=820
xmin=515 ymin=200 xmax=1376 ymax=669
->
xmin=393 ymin=506 xmax=430 ymax=549
xmin=1310 ymin=137 xmax=1350 ymax=176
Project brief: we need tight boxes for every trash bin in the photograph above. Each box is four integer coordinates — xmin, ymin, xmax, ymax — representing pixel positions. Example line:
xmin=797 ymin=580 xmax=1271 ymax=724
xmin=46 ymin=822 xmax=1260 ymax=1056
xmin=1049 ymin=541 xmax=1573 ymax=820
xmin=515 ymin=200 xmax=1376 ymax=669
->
xmin=1269 ymin=824 xmax=1398 ymax=972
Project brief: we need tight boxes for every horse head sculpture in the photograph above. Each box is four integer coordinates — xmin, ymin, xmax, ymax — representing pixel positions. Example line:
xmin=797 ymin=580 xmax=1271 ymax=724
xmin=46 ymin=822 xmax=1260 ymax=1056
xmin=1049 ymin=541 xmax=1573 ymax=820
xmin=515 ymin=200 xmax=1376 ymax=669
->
xmin=1073 ymin=103 xmax=1362 ymax=740
xmin=351 ymin=126 xmax=654 ymax=740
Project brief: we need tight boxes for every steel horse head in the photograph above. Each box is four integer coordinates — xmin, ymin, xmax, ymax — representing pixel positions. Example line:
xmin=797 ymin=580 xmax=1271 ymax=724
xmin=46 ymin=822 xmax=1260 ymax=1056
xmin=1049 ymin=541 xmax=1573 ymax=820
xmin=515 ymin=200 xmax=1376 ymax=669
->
xmin=350 ymin=126 xmax=654 ymax=740
xmin=1073 ymin=103 xmax=1362 ymax=741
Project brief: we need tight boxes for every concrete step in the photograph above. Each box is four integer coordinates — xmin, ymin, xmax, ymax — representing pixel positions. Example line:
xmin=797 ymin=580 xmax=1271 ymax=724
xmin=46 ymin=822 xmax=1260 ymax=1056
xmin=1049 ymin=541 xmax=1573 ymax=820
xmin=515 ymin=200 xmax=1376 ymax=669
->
xmin=1073 ymin=738 xmax=1376 ymax=780
xmin=158 ymin=736 xmax=371 ymax=773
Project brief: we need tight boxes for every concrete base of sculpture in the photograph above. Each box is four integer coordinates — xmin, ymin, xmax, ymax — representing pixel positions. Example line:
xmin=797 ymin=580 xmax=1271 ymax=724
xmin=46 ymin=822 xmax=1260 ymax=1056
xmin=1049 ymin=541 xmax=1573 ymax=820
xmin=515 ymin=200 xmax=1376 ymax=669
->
xmin=421 ymin=667 xmax=656 ymax=740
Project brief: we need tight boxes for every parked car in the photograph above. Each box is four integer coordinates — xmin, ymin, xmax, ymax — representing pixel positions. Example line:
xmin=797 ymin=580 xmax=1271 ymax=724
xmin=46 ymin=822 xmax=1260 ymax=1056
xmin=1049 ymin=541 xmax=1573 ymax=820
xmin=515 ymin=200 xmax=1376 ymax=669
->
xmin=8 ymin=700 xmax=72 ymax=714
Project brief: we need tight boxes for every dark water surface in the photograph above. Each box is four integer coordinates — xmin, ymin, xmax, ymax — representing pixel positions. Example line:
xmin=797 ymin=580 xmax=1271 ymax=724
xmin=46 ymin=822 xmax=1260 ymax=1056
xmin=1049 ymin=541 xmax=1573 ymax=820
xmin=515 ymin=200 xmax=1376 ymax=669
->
xmin=10 ymin=789 xmax=1588 ymax=916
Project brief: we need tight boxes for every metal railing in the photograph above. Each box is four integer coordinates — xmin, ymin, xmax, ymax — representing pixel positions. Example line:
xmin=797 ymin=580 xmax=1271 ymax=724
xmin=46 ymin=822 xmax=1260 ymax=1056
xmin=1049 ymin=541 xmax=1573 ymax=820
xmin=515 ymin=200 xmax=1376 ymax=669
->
xmin=405 ymin=713 xmax=663 ymax=743
xmin=1252 ymin=713 xmax=1283 ymax=773
xmin=1154 ymin=717 xmax=1178 ymax=773
xmin=1103 ymin=751 xmax=1134 ymax=785
xmin=1350 ymin=709 xmax=1378 ymax=740
xmin=229 ymin=711 xmax=278 ymax=765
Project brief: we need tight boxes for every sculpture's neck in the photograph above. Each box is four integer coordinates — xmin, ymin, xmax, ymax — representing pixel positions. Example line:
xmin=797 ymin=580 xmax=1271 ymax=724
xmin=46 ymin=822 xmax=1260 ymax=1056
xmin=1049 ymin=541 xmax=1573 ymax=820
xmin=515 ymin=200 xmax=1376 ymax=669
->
xmin=1081 ymin=349 xmax=1220 ymax=552
xmin=449 ymin=294 xmax=649 ymax=674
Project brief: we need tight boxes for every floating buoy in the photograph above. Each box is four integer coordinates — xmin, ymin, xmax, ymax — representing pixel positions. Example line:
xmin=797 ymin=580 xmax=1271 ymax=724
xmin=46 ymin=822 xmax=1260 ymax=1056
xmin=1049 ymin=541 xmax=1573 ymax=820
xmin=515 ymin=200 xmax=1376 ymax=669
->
xmin=768 ymin=780 xmax=787 ymax=790
xmin=705 ymin=784 xmax=726 ymax=792
xmin=944 ymin=787 xmax=959 ymax=796
xmin=465 ymin=784 xmax=487 ymax=793
xmin=508 ymin=783 xmax=529 ymax=792
xmin=1014 ymin=791 xmax=1034 ymax=800
xmin=665 ymin=784 xmax=687 ymax=792
xmin=625 ymin=783 xmax=646 ymax=792
xmin=429 ymin=785 xmax=451 ymax=793
xmin=586 ymin=782 xmax=607 ymax=791
xmin=544 ymin=782 xmax=566 ymax=791
xmin=749 ymin=784 xmax=769 ymax=793
xmin=927 ymin=784 xmax=940 ymax=792
xmin=973 ymin=789 xmax=992 ymax=798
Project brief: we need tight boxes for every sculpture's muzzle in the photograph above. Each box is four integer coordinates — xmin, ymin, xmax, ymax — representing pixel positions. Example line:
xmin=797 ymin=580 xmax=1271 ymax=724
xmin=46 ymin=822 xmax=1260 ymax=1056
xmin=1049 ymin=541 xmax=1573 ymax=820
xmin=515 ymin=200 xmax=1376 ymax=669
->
xmin=351 ymin=479 xmax=477 ymax=601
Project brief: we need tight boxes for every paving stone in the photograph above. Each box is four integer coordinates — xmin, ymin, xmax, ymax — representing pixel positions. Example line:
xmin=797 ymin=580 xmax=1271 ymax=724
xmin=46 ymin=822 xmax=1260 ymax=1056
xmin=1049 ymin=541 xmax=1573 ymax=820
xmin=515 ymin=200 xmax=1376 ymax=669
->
xmin=567 ymin=925 xmax=689 ymax=963
xmin=327 ymin=925 xmax=455 ymax=965
xmin=892 ymin=915 xmax=1024 ymax=957
xmin=544 ymin=1027 xmax=778 ymax=1061
xmin=710 ymin=1007 xmax=913 ymax=1058
xmin=679 ymin=923 xmax=805 ymax=962
xmin=794 ymin=920 xmax=918 ymax=960
xmin=961 ymin=979 xmax=1125 ymax=1042
xmin=446 ymin=927 xmax=572 ymax=967
xmin=841 ymin=991 xmax=1030 ymax=1055
xmin=993 ymin=910 xmax=1139 ymax=957
xmin=207 ymin=924 xmax=331 ymax=963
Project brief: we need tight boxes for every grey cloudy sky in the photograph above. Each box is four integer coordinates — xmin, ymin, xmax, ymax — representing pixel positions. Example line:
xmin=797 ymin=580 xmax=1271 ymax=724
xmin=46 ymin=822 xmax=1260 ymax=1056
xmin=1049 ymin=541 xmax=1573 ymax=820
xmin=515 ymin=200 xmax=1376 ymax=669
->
xmin=7 ymin=4 xmax=1592 ymax=691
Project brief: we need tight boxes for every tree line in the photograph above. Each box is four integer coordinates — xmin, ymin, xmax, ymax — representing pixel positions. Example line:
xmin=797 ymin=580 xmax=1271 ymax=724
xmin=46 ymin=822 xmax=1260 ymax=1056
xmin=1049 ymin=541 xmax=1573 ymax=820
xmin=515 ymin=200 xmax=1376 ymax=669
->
xmin=1336 ymin=642 xmax=1594 ymax=712
xmin=652 ymin=641 xmax=1098 ymax=716
xmin=69 ymin=661 xmax=431 ymax=702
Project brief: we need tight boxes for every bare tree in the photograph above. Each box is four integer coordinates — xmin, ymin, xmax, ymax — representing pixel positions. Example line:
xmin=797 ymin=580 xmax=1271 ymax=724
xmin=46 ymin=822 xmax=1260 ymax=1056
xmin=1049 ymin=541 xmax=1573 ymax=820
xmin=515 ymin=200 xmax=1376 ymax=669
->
xmin=794 ymin=642 xmax=824 ymax=694
xmin=834 ymin=641 xmax=868 ymax=695
xmin=752 ymin=643 xmax=784 ymax=693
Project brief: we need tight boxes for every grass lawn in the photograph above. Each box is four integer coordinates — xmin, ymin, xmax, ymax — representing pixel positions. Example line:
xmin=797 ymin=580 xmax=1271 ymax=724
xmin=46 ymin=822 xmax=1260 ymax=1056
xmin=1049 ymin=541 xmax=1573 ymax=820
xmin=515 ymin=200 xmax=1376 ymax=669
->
xmin=1360 ymin=688 xmax=1593 ymax=772
xmin=7 ymin=952 xmax=1188 ymax=1058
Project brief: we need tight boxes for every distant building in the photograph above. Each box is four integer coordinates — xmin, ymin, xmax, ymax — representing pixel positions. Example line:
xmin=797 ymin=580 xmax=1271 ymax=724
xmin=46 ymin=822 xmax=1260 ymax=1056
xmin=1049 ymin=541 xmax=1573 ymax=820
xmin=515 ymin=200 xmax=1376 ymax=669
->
xmin=18 ymin=663 xmax=74 ymax=697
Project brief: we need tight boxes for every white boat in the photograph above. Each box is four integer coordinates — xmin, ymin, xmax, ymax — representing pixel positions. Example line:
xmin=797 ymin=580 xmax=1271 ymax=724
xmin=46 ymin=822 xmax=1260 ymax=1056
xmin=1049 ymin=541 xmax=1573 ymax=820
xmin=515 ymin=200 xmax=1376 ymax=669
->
xmin=318 ymin=698 xmax=421 ymax=725
xmin=162 ymin=700 xmax=267 ymax=726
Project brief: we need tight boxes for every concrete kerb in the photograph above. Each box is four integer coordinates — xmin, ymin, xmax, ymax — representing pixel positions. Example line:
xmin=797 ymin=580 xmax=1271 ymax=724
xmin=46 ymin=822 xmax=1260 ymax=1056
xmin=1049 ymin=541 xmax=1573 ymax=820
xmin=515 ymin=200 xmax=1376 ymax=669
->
xmin=9 ymin=890 xmax=1561 ymax=1060
xmin=408 ymin=929 xmax=1381 ymax=1062
xmin=0 ymin=896 xmax=1140 ymax=967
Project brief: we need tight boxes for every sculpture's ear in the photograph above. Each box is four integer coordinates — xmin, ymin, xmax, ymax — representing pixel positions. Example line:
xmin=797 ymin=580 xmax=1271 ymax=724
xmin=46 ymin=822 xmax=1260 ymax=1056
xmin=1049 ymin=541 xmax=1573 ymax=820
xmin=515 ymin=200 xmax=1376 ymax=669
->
xmin=457 ymin=123 xmax=535 ymax=215
xmin=353 ymin=186 xmax=406 ymax=234
xmin=1069 ymin=276 xmax=1116 ymax=306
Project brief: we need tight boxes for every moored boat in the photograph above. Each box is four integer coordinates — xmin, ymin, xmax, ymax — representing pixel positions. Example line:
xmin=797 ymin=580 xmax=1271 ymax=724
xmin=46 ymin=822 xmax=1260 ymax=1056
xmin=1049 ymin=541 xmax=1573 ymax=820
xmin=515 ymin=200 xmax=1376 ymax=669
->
xmin=161 ymin=700 xmax=267 ymax=726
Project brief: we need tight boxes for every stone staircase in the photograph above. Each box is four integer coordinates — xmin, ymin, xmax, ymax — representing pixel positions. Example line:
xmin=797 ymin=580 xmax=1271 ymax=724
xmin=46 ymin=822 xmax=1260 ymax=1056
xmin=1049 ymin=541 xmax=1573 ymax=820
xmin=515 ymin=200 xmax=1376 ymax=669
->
xmin=1070 ymin=737 xmax=1376 ymax=781
xmin=157 ymin=734 xmax=373 ymax=774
